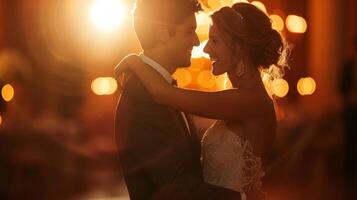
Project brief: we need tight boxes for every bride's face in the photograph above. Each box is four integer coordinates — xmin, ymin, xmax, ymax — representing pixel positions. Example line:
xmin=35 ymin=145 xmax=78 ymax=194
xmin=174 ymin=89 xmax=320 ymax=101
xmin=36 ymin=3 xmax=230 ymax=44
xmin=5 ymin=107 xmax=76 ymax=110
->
xmin=203 ymin=24 xmax=234 ymax=76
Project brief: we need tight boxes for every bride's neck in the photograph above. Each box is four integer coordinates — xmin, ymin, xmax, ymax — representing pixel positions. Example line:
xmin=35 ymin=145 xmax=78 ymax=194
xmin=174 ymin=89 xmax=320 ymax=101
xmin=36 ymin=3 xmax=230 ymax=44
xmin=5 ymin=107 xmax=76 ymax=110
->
xmin=228 ymin=64 xmax=263 ymax=90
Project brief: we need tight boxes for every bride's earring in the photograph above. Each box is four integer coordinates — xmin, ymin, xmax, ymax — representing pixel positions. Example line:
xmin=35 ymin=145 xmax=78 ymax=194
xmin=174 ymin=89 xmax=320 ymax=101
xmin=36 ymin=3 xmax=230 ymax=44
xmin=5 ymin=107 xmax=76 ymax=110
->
xmin=234 ymin=59 xmax=245 ymax=78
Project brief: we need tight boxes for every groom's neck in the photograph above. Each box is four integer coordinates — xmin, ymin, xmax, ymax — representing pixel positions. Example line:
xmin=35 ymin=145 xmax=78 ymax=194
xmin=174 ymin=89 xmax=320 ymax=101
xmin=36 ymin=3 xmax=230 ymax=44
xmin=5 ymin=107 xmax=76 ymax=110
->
xmin=143 ymin=50 xmax=177 ymax=75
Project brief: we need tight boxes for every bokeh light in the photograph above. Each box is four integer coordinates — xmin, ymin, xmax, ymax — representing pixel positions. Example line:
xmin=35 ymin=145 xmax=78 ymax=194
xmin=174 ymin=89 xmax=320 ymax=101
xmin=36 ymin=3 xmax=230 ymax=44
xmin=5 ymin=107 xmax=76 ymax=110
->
xmin=0 ymin=115 xmax=2 ymax=126
xmin=204 ymin=0 xmax=222 ymax=11
xmin=272 ymin=78 xmax=289 ymax=98
xmin=270 ymin=14 xmax=284 ymax=32
xmin=197 ymin=70 xmax=216 ymax=89
xmin=221 ymin=0 xmax=234 ymax=7
xmin=192 ymin=40 xmax=210 ymax=59
xmin=233 ymin=0 xmax=249 ymax=3
xmin=286 ymin=15 xmax=307 ymax=33
xmin=297 ymin=77 xmax=316 ymax=95
xmin=91 ymin=77 xmax=118 ymax=95
xmin=89 ymin=0 xmax=126 ymax=32
xmin=1 ymin=84 xmax=14 ymax=102
xmin=189 ymin=58 xmax=206 ymax=72
xmin=251 ymin=1 xmax=267 ymax=14
xmin=195 ymin=11 xmax=212 ymax=36
xmin=173 ymin=69 xmax=192 ymax=87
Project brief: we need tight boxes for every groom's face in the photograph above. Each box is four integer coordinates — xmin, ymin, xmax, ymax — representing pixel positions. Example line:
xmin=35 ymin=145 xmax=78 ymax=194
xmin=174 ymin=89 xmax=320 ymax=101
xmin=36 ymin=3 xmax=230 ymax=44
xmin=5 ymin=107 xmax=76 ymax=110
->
xmin=166 ymin=14 xmax=200 ymax=68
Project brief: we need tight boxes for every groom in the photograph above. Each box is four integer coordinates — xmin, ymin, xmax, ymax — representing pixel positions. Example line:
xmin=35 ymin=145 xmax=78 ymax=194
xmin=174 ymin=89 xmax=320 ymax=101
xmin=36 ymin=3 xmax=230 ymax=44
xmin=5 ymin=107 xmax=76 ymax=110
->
xmin=115 ymin=0 xmax=241 ymax=199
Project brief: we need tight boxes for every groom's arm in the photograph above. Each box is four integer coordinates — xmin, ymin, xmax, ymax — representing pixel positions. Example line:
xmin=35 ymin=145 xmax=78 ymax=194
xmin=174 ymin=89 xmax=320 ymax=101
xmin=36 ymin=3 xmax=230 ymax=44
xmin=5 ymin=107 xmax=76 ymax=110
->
xmin=120 ymin=74 xmax=241 ymax=200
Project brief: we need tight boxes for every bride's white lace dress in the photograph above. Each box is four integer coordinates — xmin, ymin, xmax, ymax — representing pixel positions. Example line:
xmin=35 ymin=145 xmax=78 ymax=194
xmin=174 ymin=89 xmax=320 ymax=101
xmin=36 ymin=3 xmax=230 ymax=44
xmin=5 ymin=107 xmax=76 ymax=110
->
xmin=201 ymin=120 xmax=265 ymax=199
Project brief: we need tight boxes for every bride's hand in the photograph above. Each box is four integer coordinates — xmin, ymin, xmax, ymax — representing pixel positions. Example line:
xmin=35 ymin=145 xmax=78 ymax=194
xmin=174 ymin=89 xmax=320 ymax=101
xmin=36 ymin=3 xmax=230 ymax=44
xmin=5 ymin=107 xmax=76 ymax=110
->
xmin=114 ymin=53 xmax=172 ymax=102
xmin=114 ymin=54 xmax=141 ymax=78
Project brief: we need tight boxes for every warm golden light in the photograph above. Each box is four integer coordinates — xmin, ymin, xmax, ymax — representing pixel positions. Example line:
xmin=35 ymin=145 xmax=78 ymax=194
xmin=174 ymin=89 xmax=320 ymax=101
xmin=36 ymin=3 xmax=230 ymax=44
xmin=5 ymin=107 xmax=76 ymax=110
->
xmin=90 ymin=0 xmax=125 ymax=32
xmin=196 ymin=11 xmax=211 ymax=26
xmin=197 ymin=70 xmax=216 ymax=89
xmin=91 ymin=77 xmax=118 ymax=95
xmin=251 ymin=1 xmax=267 ymax=14
xmin=286 ymin=15 xmax=307 ymax=33
xmin=261 ymin=72 xmax=274 ymax=98
xmin=270 ymin=14 xmax=284 ymax=32
xmin=221 ymin=0 xmax=234 ymax=7
xmin=196 ymin=11 xmax=211 ymax=35
xmin=1 ymin=84 xmax=14 ymax=102
xmin=204 ymin=0 xmax=223 ymax=11
xmin=297 ymin=77 xmax=316 ymax=95
xmin=216 ymin=74 xmax=227 ymax=90
xmin=192 ymin=40 xmax=210 ymax=59
xmin=216 ymin=73 xmax=232 ymax=90
xmin=272 ymin=78 xmax=289 ymax=98
xmin=224 ymin=77 xmax=233 ymax=89
xmin=233 ymin=0 xmax=249 ymax=3
xmin=0 ymin=115 xmax=2 ymax=126
xmin=189 ymin=58 xmax=205 ymax=72
xmin=173 ymin=69 xmax=192 ymax=87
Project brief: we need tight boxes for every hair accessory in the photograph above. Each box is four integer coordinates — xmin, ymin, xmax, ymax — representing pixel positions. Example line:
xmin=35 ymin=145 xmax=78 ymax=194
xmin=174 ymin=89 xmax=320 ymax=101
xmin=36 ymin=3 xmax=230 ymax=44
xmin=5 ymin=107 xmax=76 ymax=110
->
xmin=231 ymin=7 xmax=244 ymax=20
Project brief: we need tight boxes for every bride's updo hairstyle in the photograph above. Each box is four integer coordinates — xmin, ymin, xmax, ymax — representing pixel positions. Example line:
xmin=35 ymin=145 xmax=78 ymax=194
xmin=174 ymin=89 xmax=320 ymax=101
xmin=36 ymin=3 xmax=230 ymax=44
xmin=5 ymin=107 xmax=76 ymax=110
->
xmin=211 ymin=3 xmax=290 ymax=84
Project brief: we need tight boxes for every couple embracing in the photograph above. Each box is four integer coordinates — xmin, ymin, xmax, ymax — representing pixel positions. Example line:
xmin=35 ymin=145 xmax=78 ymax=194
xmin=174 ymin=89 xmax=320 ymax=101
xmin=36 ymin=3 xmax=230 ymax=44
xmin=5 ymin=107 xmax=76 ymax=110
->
xmin=115 ymin=0 xmax=289 ymax=199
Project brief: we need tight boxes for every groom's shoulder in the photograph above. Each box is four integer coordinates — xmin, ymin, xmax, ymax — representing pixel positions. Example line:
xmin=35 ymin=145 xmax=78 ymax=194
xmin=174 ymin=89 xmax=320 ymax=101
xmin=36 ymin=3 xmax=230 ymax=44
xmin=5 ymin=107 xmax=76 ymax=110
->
xmin=120 ymin=70 xmax=150 ymax=100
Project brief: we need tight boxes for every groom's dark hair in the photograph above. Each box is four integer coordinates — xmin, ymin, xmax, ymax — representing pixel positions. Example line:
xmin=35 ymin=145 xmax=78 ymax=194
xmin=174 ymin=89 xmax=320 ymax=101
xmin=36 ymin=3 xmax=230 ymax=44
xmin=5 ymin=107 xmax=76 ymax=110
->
xmin=133 ymin=0 xmax=202 ymax=50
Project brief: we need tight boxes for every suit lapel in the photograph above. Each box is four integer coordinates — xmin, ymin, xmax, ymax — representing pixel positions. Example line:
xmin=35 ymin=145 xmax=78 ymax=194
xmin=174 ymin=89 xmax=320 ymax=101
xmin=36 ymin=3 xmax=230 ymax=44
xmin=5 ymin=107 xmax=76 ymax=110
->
xmin=183 ymin=113 xmax=202 ymax=170
xmin=168 ymin=109 xmax=190 ymax=139
xmin=183 ymin=113 xmax=198 ymax=139
xmin=169 ymin=109 xmax=202 ymax=170
xmin=170 ymin=110 xmax=199 ymax=143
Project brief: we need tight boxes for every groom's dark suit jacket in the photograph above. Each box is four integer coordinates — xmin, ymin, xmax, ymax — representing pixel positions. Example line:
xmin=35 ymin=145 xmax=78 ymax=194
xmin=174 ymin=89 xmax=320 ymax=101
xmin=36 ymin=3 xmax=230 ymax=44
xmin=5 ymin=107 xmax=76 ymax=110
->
xmin=115 ymin=71 xmax=240 ymax=200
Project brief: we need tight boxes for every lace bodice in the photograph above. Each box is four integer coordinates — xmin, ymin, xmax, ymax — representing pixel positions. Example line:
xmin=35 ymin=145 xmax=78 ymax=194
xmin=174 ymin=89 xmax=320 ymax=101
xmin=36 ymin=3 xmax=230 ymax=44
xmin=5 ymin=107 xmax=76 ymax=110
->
xmin=201 ymin=120 xmax=265 ymax=198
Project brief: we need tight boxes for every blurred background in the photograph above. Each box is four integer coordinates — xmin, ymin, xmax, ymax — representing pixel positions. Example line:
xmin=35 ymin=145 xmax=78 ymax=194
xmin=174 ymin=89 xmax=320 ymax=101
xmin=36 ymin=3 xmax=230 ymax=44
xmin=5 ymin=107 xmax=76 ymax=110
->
xmin=0 ymin=0 xmax=356 ymax=199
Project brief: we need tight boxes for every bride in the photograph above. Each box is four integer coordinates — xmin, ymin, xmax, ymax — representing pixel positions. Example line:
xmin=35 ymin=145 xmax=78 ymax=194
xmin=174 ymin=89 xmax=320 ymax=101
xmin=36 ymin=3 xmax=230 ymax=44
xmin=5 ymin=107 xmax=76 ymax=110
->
xmin=117 ymin=3 xmax=289 ymax=199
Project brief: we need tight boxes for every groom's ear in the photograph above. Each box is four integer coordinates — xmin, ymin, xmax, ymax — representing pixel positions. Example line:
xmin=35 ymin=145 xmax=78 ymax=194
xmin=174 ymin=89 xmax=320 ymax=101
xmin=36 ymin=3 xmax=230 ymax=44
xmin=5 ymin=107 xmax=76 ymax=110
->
xmin=156 ymin=25 xmax=171 ymax=44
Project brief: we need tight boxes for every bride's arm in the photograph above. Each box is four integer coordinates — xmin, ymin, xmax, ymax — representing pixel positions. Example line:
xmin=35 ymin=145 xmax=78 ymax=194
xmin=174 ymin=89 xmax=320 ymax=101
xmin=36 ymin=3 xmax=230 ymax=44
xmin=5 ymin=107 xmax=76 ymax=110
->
xmin=117 ymin=55 xmax=268 ymax=120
